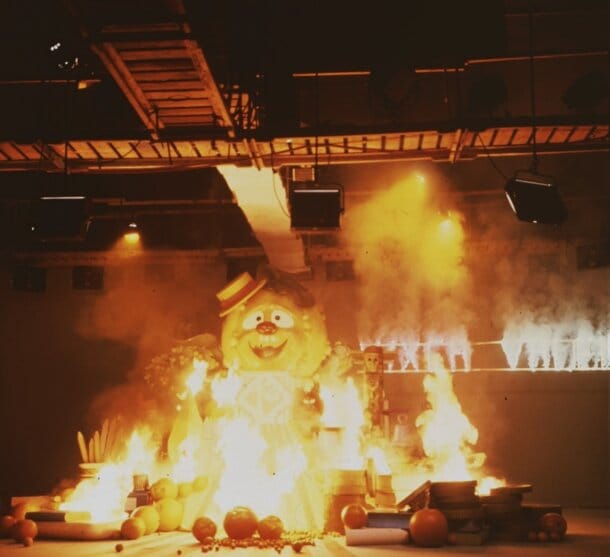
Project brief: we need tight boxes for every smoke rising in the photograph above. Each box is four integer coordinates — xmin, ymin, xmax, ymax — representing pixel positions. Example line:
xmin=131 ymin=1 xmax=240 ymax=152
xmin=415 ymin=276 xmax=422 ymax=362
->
xmin=343 ymin=171 xmax=473 ymax=359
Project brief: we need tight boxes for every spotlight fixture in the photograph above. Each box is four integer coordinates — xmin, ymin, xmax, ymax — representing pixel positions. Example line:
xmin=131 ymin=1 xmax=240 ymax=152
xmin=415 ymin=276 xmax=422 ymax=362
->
xmin=122 ymin=220 xmax=141 ymax=244
xmin=32 ymin=195 xmax=90 ymax=241
xmin=289 ymin=184 xmax=344 ymax=230
xmin=504 ymin=172 xmax=567 ymax=225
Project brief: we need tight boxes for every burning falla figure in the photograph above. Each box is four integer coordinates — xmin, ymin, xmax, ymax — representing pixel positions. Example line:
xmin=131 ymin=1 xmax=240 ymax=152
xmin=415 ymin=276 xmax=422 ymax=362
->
xmin=172 ymin=268 xmax=341 ymax=530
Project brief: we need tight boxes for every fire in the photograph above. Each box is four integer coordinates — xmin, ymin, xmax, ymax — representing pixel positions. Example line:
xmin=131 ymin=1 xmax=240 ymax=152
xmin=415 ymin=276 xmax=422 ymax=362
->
xmin=320 ymin=378 xmax=365 ymax=470
xmin=60 ymin=429 xmax=157 ymax=523
xmin=501 ymin=318 xmax=610 ymax=370
xmin=185 ymin=358 xmax=207 ymax=396
xmin=412 ymin=353 xmax=503 ymax=494
xmin=211 ymin=366 xmax=241 ymax=407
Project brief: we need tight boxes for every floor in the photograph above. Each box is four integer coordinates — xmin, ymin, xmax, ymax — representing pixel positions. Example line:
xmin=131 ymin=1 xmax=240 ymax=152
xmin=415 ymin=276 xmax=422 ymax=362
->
xmin=0 ymin=508 xmax=607 ymax=557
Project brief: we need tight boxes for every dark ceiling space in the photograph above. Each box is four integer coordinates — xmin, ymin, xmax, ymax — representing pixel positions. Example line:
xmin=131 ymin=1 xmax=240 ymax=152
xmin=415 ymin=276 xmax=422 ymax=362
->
xmin=0 ymin=0 xmax=607 ymax=259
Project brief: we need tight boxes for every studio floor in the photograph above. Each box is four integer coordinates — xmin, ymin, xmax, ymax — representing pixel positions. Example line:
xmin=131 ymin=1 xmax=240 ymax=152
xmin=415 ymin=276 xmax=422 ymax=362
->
xmin=0 ymin=508 xmax=608 ymax=557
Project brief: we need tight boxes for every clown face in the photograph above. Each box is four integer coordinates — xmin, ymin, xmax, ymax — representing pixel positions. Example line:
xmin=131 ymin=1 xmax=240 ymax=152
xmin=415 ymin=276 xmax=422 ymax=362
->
xmin=221 ymin=289 xmax=330 ymax=376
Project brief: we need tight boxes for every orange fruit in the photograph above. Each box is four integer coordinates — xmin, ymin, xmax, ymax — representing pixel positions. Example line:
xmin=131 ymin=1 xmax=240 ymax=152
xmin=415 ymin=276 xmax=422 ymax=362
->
xmin=131 ymin=506 xmax=160 ymax=535
xmin=223 ymin=507 xmax=257 ymax=540
xmin=156 ymin=498 xmax=183 ymax=531
xmin=409 ymin=508 xmax=448 ymax=547
xmin=192 ymin=475 xmax=208 ymax=492
xmin=12 ymin=519 xmax=38 ymax=542
xmin=150 ymin=478 xmax=178 ymax=501
xmin=192 ymin=517 xmax=217 ymax=542
xmin=177 ymin=482 xmax=193 ymax=498
xmin=257 ymin=515 xmax=284 ymax=539
xmin=121 ymin=517 xmax=146 ymax=540
xmin=11 ymin=502 xmax=38 ymax=520
xmin=340 ymin=504 xmax=367 ymax=529
xmin=1 ymin=515 xmax=16 ymax=538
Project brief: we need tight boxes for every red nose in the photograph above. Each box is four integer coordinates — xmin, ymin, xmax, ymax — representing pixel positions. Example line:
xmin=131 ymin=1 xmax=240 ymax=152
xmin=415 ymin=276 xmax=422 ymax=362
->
xmin=256 ymin=321 xmax=278 ymax=334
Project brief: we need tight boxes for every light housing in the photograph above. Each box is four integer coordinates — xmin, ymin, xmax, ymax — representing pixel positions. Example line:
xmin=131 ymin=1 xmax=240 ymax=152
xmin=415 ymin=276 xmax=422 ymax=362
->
xmin=289 ymin=185 xmax=343 ymax=230
xmin=504 ymin=172 xmax=567 ymax=225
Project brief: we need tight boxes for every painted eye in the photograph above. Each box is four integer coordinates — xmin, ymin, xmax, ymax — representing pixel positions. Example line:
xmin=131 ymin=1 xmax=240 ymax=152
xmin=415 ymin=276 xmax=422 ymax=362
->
xmin=271 ymin=309 xmax=294 ymax=328
xmin=242 ymin=310 xmax=264 ymax=330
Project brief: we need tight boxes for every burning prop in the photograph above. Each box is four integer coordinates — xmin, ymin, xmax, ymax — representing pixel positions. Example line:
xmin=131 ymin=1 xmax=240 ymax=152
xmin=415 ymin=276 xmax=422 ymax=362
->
xmin=2 ymin=267 xmax=564 ymax=551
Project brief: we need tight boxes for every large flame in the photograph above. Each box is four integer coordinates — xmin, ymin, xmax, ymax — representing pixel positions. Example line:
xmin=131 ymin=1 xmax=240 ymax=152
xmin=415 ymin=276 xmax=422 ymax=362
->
xmin=412 ymin=353 xmax=503 ymax=494
xmin=60 ymin=430 xmax=157 ymax=522
xmin=320 ymin=378 xmax=366 ymax=470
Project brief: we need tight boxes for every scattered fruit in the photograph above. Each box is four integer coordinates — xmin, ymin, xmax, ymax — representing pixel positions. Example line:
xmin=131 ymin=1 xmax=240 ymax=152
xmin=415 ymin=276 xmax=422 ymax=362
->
xmin=150 ymin=477 xmax=179 ymax=501
xmin=132 ymin=505 xmax=160 ymax=534
xmin=223 ymin=507 xmax=258 ymax=539
xmin=11 ymin=502 xmax=38 ymax=520
xmin=537 ymin=530 xmax=549 ymax=542
xmin=12 ymin=519 xmax=38 ymax=543
xmin=178 ymin=482 xmax=193 ymax=498
xmin=115 ymin=542 xmax=124 ymax=552
xmin=156 ymin=497 xmax=184 ymax=531
xmin=340 ymin=504 xmax=367 ymax=529
xmin=121 ymin=516 xmax=146 ymax=540
xmin=192 ymin=475 xmax=208 ymax=492
xmin=22 ymin=536 xmax=34 ymax=547
xmin=0 ymin=515 xmax=16 ymax=538
xmin=192 ymin=517 xmax=217 ymax=542
xmin=408 ymin=508 xmax=449 ymax=547
xmin=540 ymin=512 xmax=567 ymax=540
xmin=257 ymin=515 xmax=284 ymax=539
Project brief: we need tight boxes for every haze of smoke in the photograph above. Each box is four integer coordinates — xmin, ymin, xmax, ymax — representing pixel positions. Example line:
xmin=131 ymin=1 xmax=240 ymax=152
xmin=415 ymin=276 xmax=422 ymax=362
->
xmin=343 ymin=172 xmax=473 ymax=351
xmin=76 ymin=255 xmax=226 ymax=431
xmin=468 ymin=196 xmax=610 ymax=365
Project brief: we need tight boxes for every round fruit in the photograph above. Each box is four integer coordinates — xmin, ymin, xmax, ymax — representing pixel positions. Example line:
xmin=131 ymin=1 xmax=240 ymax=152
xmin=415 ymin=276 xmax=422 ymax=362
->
xmin=409 ymin=508 xmax=448 ymax=547
xmin=150 ymin=477 xmax=179 ymax=501
xmin=121 ymin=517 xmax=146 ymax=540
xmin=178 ymin=482 xmax=193 ymax=498
xmin=192 ymin=517 xmax=217 ymax=542
xmin=192 ymin=475 xmax=208 ymax=492
xmin=22 ymin=536 xmax=34 ymax=547
xmin=223 ymin=507 xmax=258 ymax=539
xmin=156 ymin=498 xmax=183 ymax=531
xmin=257 ymin=515 xmax=284 ymax=539
xmin=340 ymin=504 xmax=367 ymax=530
xmin=540 ymin=513 xmax=567 ymax=539
xmin=12 ymin=519 xmax=38 ymax=543
xmin=537 ymin=530 xmax=549 ymax=542
xmin=11 ymin=502 xmax=38 ymax=520
xmin=0 ymin=515 xmax=16 ymax=538
xmin=131 ymin=505 xmax=160 ymax=534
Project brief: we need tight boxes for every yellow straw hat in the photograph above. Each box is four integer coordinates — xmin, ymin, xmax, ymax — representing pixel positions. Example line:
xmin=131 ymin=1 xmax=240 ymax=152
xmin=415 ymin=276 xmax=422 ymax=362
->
xmin=216 ymin=272 xmax=267 ymax=317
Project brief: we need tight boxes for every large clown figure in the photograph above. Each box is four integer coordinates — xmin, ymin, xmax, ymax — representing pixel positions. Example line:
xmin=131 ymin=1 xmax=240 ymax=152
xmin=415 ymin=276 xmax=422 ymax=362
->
xmin=219 ymin=269 xmax=330 ymax=376
xmin=216 ymin=268 xmax=330 ymax=427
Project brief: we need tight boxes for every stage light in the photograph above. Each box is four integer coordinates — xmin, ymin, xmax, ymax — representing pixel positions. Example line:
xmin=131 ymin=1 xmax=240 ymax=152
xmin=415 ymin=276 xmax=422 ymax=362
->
xmin=504 ymin=172 xmax=567 ymax=225
xmin=33 ymin=196 xmax=90 ymax=241
xmin=289 ymin=185 xmax=344 ymax=230
xmin=123 ymin=221 xmax=140 ymax=244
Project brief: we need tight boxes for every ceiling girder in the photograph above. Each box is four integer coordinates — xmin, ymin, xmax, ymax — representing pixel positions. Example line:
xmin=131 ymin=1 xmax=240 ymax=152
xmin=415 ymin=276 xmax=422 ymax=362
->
xmin=0 ymin=124 xmax=606 ymax=173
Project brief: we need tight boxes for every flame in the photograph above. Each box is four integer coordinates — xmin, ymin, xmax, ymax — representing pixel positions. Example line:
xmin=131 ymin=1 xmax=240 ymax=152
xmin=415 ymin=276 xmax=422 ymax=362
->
xmin=366 ymin=446 xmax=391 ymax=475
xmin=185 ymin=359 xmax=208 ymax=396
xmin=320 ymin=378 xmax=366 ymax=469
xmin=414 ymin=353 xmax=503 ymax=493
xmin=501 ymin=318 xmax=610 ymax=370
xmin=60 ymin=429 xmax=158 ymax=522
xmin=211 ymin=367 xmax=241 ymax=407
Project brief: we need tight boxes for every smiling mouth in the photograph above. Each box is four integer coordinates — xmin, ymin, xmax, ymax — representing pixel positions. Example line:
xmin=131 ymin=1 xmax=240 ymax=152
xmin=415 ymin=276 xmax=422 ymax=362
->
xmin=250 ymin=339 xmax=287 ymax=359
